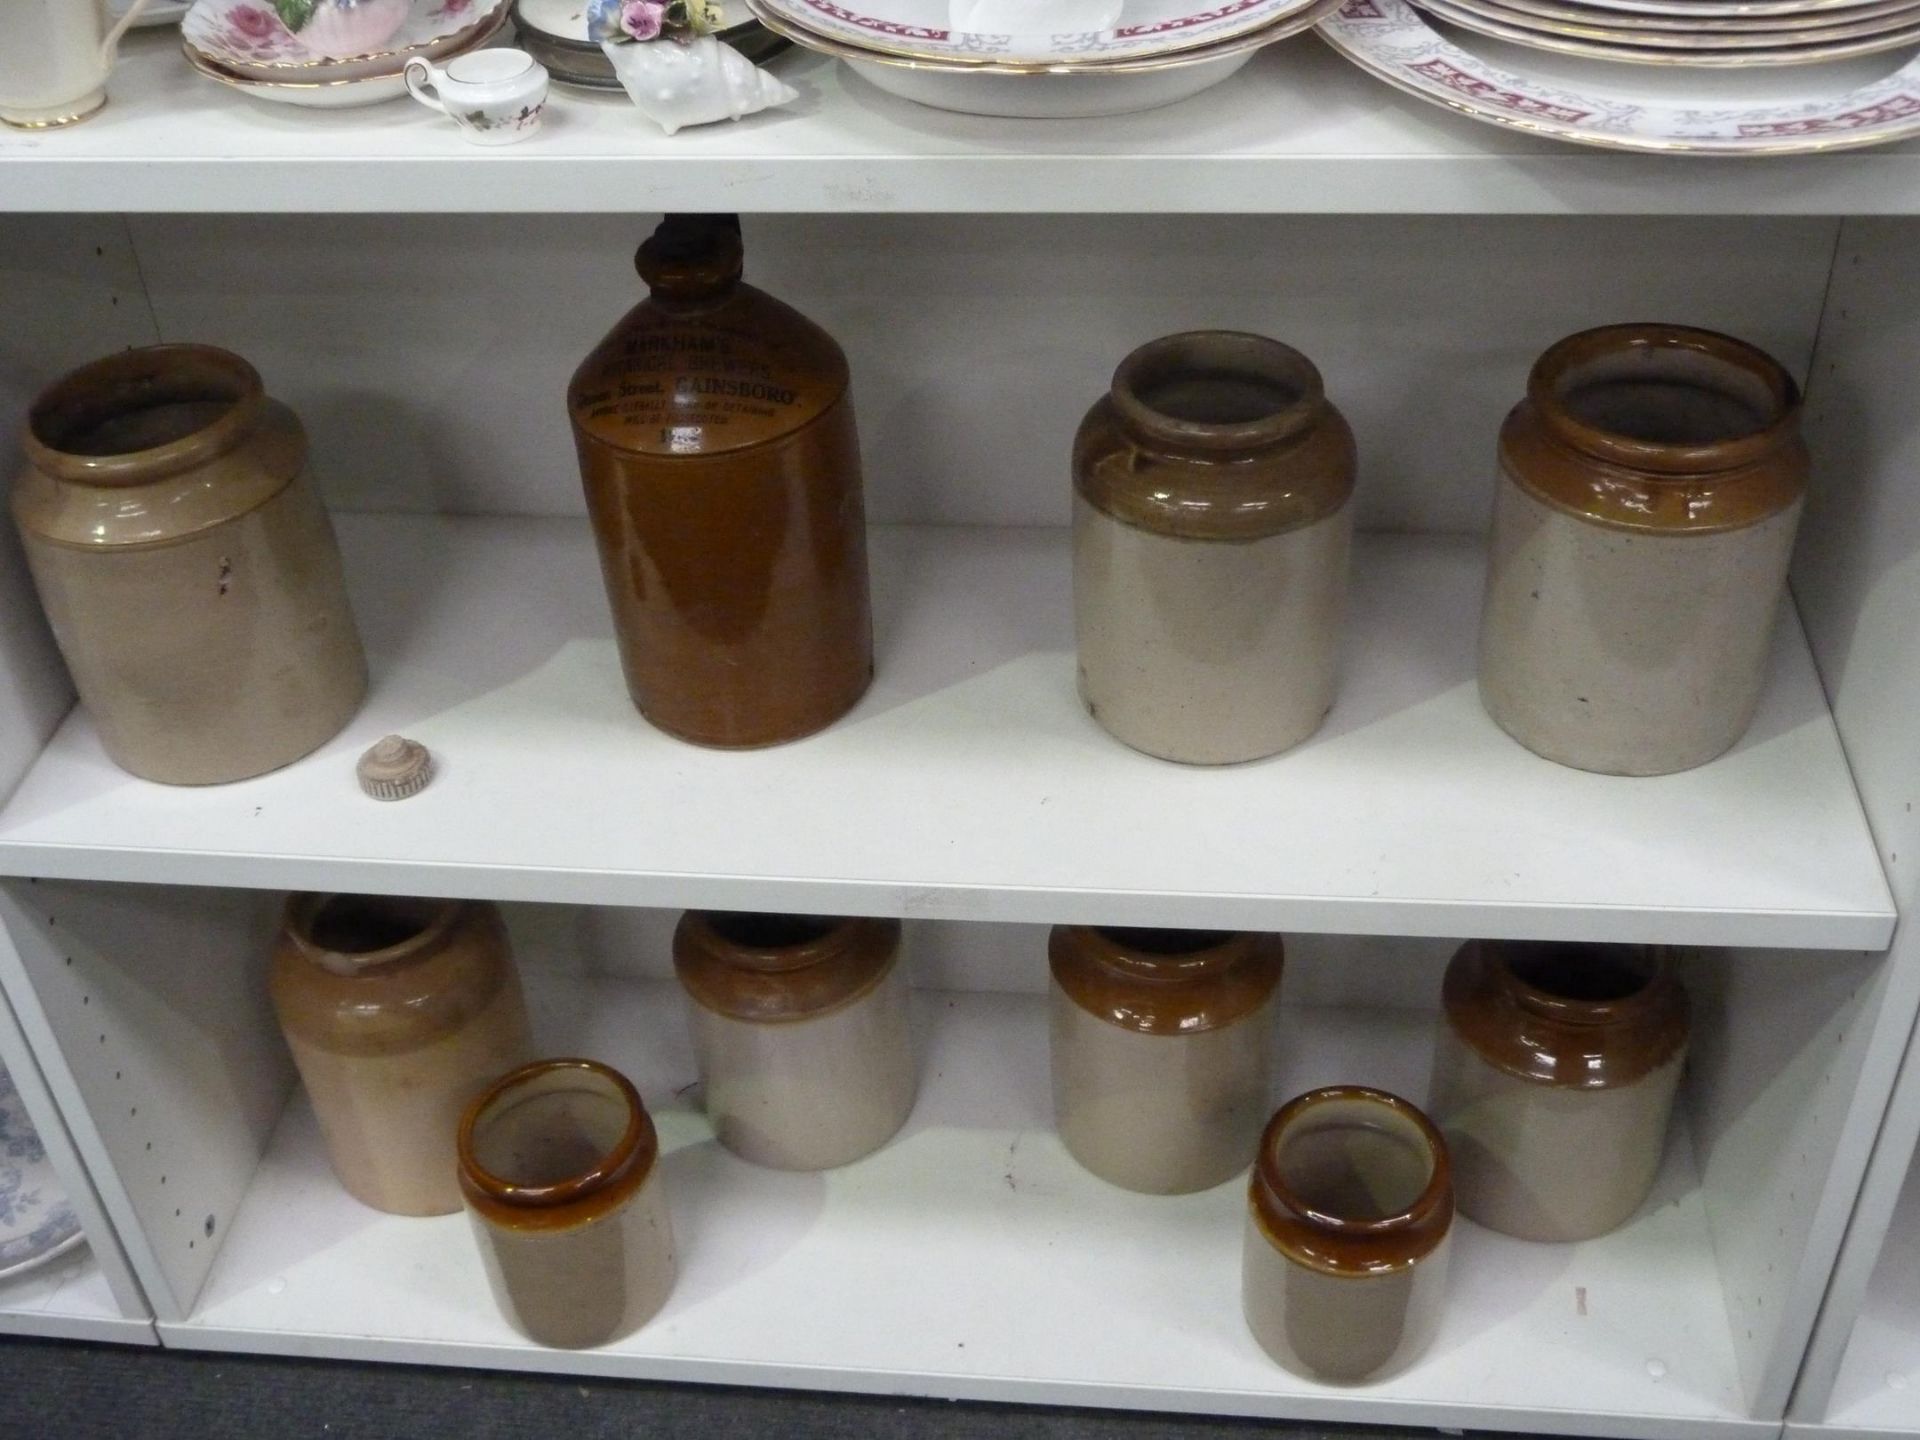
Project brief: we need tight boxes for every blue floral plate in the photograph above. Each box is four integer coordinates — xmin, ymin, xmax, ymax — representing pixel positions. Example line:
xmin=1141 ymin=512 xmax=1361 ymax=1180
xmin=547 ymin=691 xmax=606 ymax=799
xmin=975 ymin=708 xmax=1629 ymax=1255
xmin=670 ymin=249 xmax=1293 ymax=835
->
xmin=0 ymin=1061 xmax=83 ymax=1282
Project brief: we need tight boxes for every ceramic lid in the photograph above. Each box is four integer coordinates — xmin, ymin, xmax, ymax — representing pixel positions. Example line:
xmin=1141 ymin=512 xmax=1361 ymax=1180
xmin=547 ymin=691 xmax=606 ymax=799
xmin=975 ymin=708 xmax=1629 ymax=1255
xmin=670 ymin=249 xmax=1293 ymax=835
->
xmin=1048 ymin=925 xmax=1283 ymax=1036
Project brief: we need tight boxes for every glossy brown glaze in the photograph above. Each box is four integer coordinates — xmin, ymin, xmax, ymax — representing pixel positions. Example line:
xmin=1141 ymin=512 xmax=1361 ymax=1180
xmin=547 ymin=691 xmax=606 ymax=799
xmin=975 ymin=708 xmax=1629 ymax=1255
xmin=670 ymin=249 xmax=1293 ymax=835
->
xmin=568 ymin=214 xmax=873 ymax=749
xmin=674 ymin=912 xmax=901 ymax=1023
xmin=1503 ymin=324 xmax=1807 ymax=535
xmin=1249 ymin=1087 xmax=1452 ymax=1277
xmin=1440 ymin=939 xmax=1690 ymax=1090
xmin=458 ymin=1059 xmax=659 ymax=1234
xmin=1048 ymin=925 xmax=1282 ymax=1036
xmin=1074 ymin=331 xmax=1355 ymax=543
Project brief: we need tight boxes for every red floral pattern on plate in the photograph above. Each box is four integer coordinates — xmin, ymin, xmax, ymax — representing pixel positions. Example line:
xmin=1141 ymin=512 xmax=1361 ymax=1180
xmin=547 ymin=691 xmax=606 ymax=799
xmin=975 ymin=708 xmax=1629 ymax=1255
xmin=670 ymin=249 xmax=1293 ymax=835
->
xmin=1407 ymin=56 xmax=1591 ymax=121
xmin=1737 ymin=92 xmax=1920 ymax=135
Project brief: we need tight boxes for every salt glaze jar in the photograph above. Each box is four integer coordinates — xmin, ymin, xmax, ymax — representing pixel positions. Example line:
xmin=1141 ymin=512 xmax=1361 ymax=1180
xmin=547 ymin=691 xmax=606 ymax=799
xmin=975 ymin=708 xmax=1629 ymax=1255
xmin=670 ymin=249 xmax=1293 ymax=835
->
xmin=270 ymin=894 xmax=532 ymax=1216
xmin=458 ymin=1059 xmax=676 ymax=1348
xmin=1428 ymin=939 xmax=1689 ymax=1242
xmin=1243 ymin=1087 xmax=1453 ymax=1384
xmin=1478 ymin=324 xmax=1808 ymax=775
xmin=673 ymin=911 xmax=916 ymax=1170
xmin=1072 ymin=331 xmax=1356 ymax=765
xmin=568 ymin=214 xmax=874 ymax=749
xmin=12 ymin=344 xmax=367 ymax=785
xmin=1049 ymin=925 xmax=1283 ymax=1194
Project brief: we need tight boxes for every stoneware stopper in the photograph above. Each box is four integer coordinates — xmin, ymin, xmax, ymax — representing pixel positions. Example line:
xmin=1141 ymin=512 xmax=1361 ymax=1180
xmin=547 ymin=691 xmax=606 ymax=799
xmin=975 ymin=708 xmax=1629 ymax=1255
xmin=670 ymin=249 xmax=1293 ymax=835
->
xmin=357 ymin=734 xmax=432 ymax=801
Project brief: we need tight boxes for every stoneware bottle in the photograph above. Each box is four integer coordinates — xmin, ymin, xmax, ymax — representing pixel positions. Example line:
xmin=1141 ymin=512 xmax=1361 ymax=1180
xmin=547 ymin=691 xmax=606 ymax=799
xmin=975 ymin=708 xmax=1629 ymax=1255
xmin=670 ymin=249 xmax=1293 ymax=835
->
xmin=567 ymin=213 xmax=874 ymax=749
xmin=1049 ymin=925 xmax=1283 ymax=1194
xmin=12 ymin=344 xmax=367 ymax=785
xmin=1243 ymin=1086 xmax=1453 ymax=1384
xmin=458 ymin=1058 xmax=676 ymax=1349
xmin=1072 ymin=331 xmax=1356 ymax=765
xmin=673 ymin=911 xmax=916 ymax=1170
xmin=1478 ymin=324 xmax=1808 ymax=775
xmin=270 ymin=894 xmax=532 ymax=1216
xmin=1428 ymin=939 xmax=1689 ymax=1242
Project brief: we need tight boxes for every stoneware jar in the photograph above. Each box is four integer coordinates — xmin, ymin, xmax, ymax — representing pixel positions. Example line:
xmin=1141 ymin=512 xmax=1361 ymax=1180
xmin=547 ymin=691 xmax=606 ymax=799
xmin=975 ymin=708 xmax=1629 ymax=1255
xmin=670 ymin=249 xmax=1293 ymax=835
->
xmin=12 ymin=344 xmax=367 ymax=786
xmin=1243 ymin=1086 xmax=1453 ymax=1384
xmin=673 ymin=911 xmax=916 ymax=1170
xmin=1072 ymin=331 xmax=1356 ymax=765
xmin=1049 ymin=925 xmax=1283 ymax=1194
xmin=1478 ymin=324 xmax=1808 ymax=775
xmin=270 ymin=894 xmax=532 ymax=1216
xmin=458 ymin=1058 xmax=676 ymax=1349
xmin=568 ymin=214 xmax=874 ymax=749
xmin=1428 ymin=939 xmax=1689 ymax=1242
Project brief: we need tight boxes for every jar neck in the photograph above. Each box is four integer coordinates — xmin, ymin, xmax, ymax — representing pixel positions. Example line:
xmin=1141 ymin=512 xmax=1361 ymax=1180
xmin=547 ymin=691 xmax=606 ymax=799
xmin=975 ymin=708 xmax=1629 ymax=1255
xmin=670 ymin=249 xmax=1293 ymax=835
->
xmin=683 ymin=911 xmax=861 ymax=975
xmin=285 ymin=894 xmax=463 ymax=979
xmin=636 ymin=214 xmax=744 ymax=308
xmin=1490 ymin=940 xmax=1669 ymax=1028
xmin=1110 ymin=331 xmax=1326 ymax=459
xmin=458 ymin=1059 xmax=656 ymax=1227
xmin=1086 ymin=926 xmax=1250 ymax=983
xmin=25 ymin=344 xmax=266 ymax=486
xmin=1528 ymin=324 xmax=1801 ymax=478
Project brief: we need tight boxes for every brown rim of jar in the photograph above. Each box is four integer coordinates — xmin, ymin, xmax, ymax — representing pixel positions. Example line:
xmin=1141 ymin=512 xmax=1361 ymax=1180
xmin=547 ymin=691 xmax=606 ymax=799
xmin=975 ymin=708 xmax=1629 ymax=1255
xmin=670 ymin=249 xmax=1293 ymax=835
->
xmin=1441 ymin=939 xmax=1690 ymax=1090
xmin=673 ymin=912 xmax=901 ymax=1024
xmin=283 ymin=893 xmax=465 ymax=979
xmin=1249 ymin=1086 xmax=1453 ymax=1278
xmin=1048 ymin=925 xmax=1283 ymax=1037
xmin=457 ymin=1058 xmax=658 ymax=1233
xmin=1076 ymin=331 xmax=1355 ymax=544
xmin=1505 ymin=324 xmax=1807 ymax=535
xmin=24 ymin=344 xmax=267 ymax=485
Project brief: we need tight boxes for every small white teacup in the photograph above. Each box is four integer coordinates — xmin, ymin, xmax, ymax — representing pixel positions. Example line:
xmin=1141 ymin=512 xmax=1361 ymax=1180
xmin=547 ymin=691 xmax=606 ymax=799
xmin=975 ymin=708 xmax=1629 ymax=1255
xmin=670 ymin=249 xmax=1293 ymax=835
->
xmin=404 ymin=49 xmax=549 ymax=145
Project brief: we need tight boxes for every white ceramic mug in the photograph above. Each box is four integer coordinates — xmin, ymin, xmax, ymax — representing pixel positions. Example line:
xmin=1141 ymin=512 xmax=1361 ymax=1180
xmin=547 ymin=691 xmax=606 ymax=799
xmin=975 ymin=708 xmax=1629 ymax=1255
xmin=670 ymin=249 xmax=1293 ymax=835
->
xmin=0 ymin=0 xmax=153 ymax=129
xmin=403 ymin=49 xmax=548 ymax=145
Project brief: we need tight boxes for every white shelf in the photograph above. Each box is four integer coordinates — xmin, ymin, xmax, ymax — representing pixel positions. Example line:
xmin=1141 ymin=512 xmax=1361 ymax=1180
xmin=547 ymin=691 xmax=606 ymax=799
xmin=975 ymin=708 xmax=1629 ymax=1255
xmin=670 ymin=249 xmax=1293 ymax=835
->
xmin=0 ymin=517 xmax=1889 ymax=949
xmin=4 ymin=31 xmax=1920 ymax=215
xmin=164 ymin=980 xmax=1761 ymax=1439
xmin=0 ymin=1246 xmax=153 ymax=1345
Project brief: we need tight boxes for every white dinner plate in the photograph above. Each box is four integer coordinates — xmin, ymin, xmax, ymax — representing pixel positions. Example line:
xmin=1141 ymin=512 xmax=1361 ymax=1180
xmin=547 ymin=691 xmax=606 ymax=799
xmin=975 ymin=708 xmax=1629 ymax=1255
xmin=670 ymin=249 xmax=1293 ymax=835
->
xmin=1416 ymin=0 xmax=1920 ymax=62
xmin=1491 ymin=0 xmax=1920 ymax=30
xmin=0 ymin=1061 xmax=83 ymax=1283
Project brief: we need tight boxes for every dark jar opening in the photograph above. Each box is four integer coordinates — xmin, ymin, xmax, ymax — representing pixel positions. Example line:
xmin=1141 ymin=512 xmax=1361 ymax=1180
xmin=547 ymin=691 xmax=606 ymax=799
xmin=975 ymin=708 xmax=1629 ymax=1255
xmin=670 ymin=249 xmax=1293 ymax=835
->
xmin=1110 ymin=331 xmax=1326 ymax=456
xmin=686 ymin=910 xmax=857 ymax=974
xmin=286 ymin=893 xmax=461 ymax=977
xmin=26 ymin=344 xmax=265 ymax=485
xmin=1091 ymin=925 xmax=1245 ymax=981
xmin=1495 ymin=940 xmax=1665 ymax=1027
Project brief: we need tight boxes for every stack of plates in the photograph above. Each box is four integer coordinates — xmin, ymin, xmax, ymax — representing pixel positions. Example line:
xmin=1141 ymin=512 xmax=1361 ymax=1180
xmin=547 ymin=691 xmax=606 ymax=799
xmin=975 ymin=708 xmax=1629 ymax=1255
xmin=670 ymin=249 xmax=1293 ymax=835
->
xmin=0 ymin=1060 xmax=83 ymax=1284
xmin=742 ymin=0 xmax=1344 ymax=116
xmin=513 ymin=0 xmax=787 ymax=89
xmin=1411 ymin=0 xmax=1920 ymax=64
xmin=181 ymin=0 xmax=513 ymax=107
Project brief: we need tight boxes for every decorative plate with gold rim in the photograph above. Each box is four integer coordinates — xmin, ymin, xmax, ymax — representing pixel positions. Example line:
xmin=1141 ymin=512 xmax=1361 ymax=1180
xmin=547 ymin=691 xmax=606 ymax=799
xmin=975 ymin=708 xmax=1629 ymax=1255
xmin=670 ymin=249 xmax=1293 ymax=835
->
xmin=1493 ymin=0 xmax=1920 ymax=32
xmin=182 ymin=0 xmax=508 ymax=76
xmin=1417 ymin=0 xmax=1920 ymax=62
xmin=1318 ymin=0 xmax=1920 ymax=149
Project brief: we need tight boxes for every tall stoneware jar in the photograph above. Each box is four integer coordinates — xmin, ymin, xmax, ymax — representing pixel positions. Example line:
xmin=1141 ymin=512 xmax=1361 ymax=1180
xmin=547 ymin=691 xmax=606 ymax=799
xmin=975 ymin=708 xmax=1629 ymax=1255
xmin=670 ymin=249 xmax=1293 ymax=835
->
xmin=1049 ymin=925 xmax=1282 ymax=1194
xmin=673 ymin=911 xmax=916 ymax=1170
xmin=567 ymin=213 xmax=874 ymax=749
xmin=1243 ymin=1086 xmax=1453 ymax=1384
xmin=1073 ymin=331 xmax=1355 ymax=765
xmin=1478 ymin=324 xmax=1808 ymax=775
xmin=1428 ymin=939 xmax=1689 ymax=1242
xmin=12 ymin=344 xmax=367 ymax=784
xmin=459 ymin=1059 xmax=675 ymax=1348
xmin=270 ymin=894 xmax=533 ymax=1216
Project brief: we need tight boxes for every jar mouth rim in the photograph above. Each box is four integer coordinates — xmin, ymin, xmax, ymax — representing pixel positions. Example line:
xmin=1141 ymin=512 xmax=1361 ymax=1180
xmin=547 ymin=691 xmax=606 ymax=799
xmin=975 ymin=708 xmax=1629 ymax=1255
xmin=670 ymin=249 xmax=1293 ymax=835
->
xmin=1254 ymin=1086 xmax=1451 ymax=1239
xmin=681 ymin=910 xmax=859 ymax=973
xmin=1081 ymin=925 xmax=1251 ymax=981
xmin=286 ymin=893 xmax=464 ymax=975
xmin=458 ymin=1058 xmax=654 ymax=1208
xmin=1110 ymin=331 xmax=1325 ymax=453
xmin=1495 ymin=942 xmax=1671 ymax=1025
xmin=1527 ymin=324 xmax=1800 ymax=477
xmin=24 ymin=344 xmax=265 ymax=485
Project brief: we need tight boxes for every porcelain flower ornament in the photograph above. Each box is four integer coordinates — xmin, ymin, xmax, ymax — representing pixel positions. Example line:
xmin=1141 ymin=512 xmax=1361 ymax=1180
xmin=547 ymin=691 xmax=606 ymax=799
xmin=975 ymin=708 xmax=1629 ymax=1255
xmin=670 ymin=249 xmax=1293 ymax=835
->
xmin=590 ymin=0 xmax=796 ymax=132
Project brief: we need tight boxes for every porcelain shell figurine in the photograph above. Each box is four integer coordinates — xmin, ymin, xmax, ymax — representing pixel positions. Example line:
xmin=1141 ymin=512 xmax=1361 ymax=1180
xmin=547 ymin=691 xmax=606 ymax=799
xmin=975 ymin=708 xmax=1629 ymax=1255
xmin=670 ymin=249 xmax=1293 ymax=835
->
xmin=1477 ymin=324 xmax=1808 ymax=776
xmin=1049 ymin=925 xmax=1283 ymax=1194
xmin=405 ymin=47 xmax=547 ymax=142
xmin=1243 ymin=1087 xmax=1453 ymax=1383
xmin=601 ymin=32 xmax=796 ymax=133
xmin=1427 ymin=939 xmax=1689 ymax=1242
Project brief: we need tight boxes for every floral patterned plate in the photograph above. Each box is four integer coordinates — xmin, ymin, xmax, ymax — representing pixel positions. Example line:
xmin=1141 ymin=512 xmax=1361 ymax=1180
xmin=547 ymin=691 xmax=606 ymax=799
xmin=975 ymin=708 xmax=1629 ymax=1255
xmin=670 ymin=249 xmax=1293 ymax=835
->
xmin=1493 ymin=0 xmax=1920 ymax=34
xmin=182 ymin=0 xmax=509 ymax=78
xmin=1419 ymin=0 xmax=1920 ymax=62
xmin=0 ymin=1060 xmax=83 ymax=1283
xmin=1318 ymin=0 xmax=1920 ymax=149
xmin=751 ymin=0 xmax=1324 ymax=64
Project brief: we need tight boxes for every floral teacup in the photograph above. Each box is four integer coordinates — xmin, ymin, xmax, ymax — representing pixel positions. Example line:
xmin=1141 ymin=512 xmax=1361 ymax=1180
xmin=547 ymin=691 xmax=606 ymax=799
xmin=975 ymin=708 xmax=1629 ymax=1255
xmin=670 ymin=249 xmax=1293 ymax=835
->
xmin=403 ymin=47 xmax=547 ymax=144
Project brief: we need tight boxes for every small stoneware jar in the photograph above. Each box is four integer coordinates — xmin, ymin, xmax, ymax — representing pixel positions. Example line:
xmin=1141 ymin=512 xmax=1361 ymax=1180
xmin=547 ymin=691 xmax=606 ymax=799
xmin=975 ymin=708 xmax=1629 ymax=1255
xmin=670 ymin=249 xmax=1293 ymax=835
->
xmin=459 ymin=1059 xmax=675 ymax=1349
xmin=1049 ymin=925 xmax=1283 ymax=1194
xmin=1243 ymin=1087 xmax=1453 ymax=1384
xmin=270 ymin=894 xmax=532 ymax=1216
xmin=11 ymin=344 xmax=367 ymax=785
xmin=673 ymin=911 xmax=916 ymax=1170
xmin=1428 ymin=939 xmax=1689 ymax=1242
xmin=1478 ymin=324 xmax=1808 ymax=775
xmin=1072 ymin=331 xmax=1356 ymax=765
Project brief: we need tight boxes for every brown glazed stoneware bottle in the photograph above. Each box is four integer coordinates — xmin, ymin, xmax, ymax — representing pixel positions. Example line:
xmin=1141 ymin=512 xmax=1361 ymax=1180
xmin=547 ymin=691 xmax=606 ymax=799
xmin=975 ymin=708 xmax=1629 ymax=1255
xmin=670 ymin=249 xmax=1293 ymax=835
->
xmin=1243 ymin=1086 xmax=1453 ymax=1383
xmin=1478 ymin=324 xmax=1808 ymax=775
xmin=12 ymin=344 xmax=367 ymax=785
xmin=1049 ymin=925 xmax=1283 ymax=1194
xmin=270 ymin=894 xmax=533 ymax=1217
xmin=1073 ymin=331 xmax=1356 ymax=765
xmin=1427 ymin=939 xmax=1689 ymax=1241
xmin=674 ymin=911 xmax=916 ymax=1171
xmin=567 ymin=214 xmax=874 ymax=749
xmin=459 ymin=1058 xmax=676 ymax=1349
